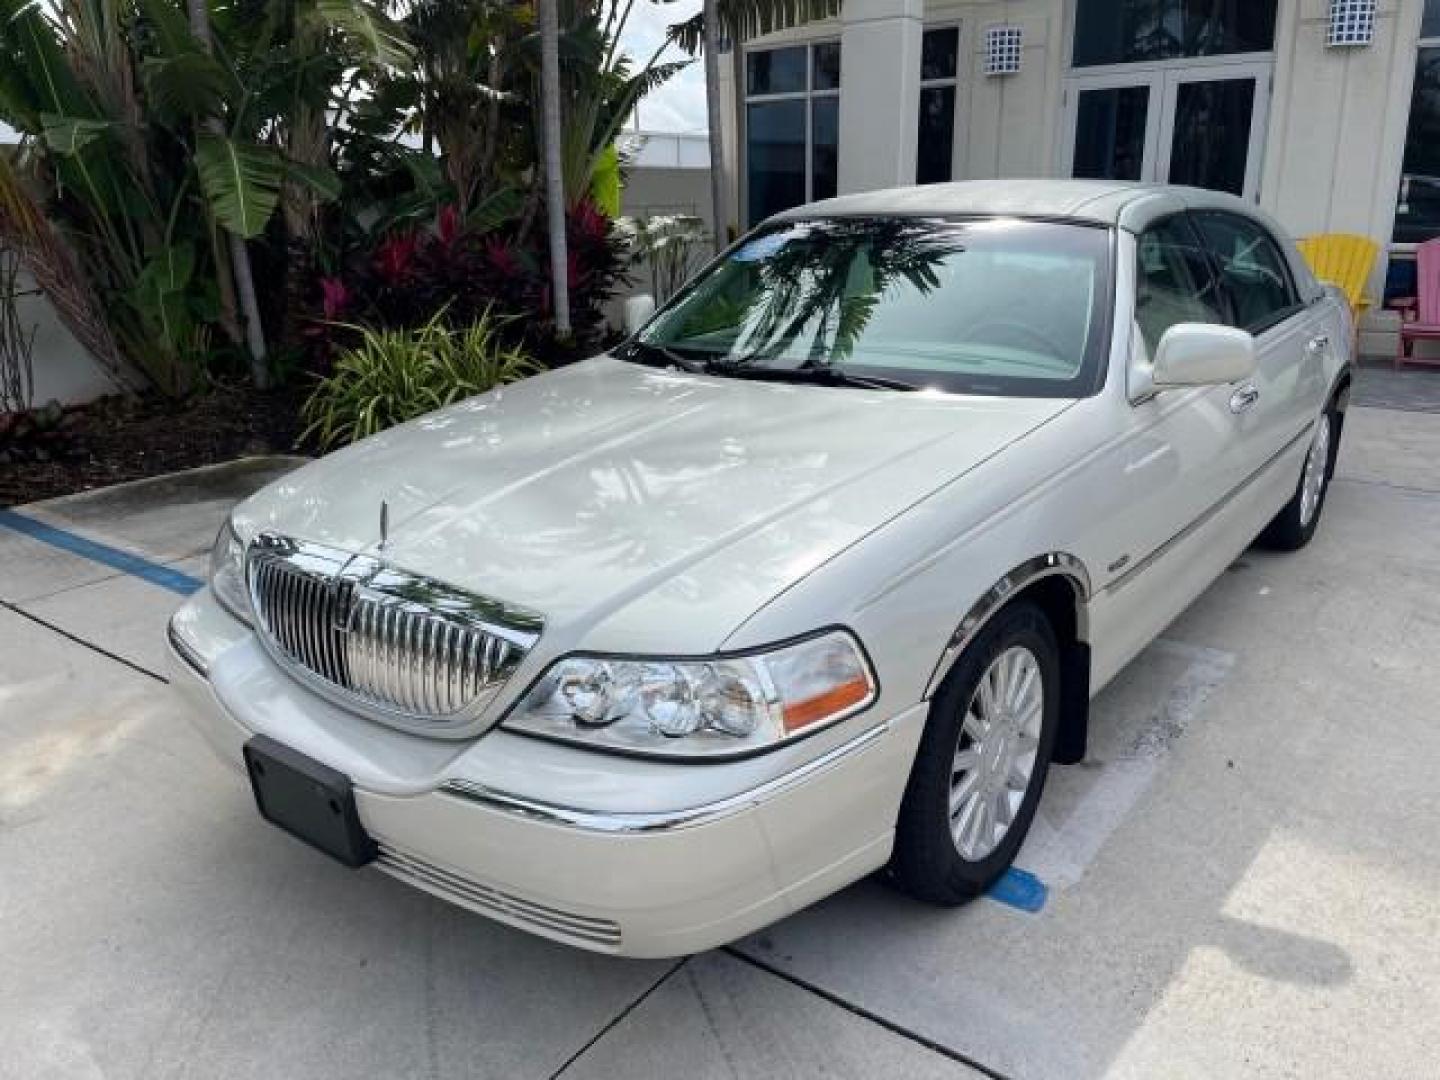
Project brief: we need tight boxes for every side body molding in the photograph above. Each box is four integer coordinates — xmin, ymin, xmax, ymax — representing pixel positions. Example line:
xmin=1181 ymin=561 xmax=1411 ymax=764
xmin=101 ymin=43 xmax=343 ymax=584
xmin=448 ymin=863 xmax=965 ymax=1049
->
xmin=922 ymin=552 xmax=1091 ymax=700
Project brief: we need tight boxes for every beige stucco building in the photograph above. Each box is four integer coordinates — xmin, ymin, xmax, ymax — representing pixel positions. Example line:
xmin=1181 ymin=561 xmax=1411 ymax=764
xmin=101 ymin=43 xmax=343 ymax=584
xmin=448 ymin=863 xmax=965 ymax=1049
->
xmin=716 ymin=0 xmax=1440 ymax=352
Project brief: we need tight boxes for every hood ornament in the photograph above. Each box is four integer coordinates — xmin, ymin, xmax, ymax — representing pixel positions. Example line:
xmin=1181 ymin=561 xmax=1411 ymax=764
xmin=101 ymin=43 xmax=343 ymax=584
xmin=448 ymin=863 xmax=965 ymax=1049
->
xmin=379 ymin=500 xmax=389 ymax=552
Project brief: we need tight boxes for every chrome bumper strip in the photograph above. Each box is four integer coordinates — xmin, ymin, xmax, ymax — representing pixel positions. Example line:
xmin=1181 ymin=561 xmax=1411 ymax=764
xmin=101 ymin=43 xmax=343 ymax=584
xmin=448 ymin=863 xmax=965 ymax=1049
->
xmin=440 ymin=721 xmax=891 ymax=834
xmin=167 ymin=617 xmax=209 ymax=678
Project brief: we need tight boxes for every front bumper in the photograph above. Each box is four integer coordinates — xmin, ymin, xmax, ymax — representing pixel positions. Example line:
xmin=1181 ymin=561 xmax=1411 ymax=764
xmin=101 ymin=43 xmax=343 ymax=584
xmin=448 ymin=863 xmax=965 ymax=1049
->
xmin=167 ymin=588 xmax=926 ymax=957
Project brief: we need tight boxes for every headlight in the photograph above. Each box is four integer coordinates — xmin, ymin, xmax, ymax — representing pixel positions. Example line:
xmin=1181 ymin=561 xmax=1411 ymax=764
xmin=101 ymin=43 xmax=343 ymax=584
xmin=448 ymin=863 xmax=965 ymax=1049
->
xmin=209 ymin=519 xmax=251 ymax=624
xmin=502 ymin=630 xmax=876 ymax=758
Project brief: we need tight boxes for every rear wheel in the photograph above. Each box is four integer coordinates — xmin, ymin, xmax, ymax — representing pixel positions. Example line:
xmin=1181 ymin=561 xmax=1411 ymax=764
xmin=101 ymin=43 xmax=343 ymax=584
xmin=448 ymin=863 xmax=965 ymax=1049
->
xmin=891 ymin=602 xmax=1058 ymax=904
xmin=1257 ymin=404 xmax=1339 ymax=551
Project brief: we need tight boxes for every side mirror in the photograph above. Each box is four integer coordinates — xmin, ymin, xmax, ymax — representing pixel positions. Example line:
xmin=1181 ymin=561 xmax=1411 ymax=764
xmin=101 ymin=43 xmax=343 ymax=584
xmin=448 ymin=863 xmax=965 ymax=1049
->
xmin=623 ymin=293 xmax=656 ymax=336
xmin=1152 ymin=323 xmax=1256 ymax=389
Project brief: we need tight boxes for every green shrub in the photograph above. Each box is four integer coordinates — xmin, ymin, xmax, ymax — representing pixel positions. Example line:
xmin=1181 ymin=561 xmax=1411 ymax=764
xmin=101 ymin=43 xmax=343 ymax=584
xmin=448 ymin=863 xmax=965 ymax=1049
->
xmin=302 ymin=309 xmax=538 ymax=449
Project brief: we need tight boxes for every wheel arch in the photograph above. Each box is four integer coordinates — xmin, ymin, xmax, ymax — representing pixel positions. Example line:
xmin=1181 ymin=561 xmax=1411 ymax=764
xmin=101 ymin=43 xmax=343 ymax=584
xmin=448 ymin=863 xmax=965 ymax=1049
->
xmin=923 ymin=553 xmax=1092 ymax=766
xmin=1326 ymin=367 xmax=1352 ymax=479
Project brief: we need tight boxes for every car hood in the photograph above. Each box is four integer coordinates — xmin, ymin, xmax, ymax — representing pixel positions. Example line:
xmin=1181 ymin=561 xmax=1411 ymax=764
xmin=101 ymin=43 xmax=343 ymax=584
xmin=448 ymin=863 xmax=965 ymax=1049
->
xmin=236 ymin=356 xmax=1070 ymax=655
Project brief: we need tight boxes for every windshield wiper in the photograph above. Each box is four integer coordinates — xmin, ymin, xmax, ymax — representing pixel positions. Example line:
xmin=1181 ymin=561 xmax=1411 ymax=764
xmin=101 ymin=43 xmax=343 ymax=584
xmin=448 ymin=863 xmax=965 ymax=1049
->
xmin=624 ymin=340 xmax=707 ymax=373
xmin=703 ymin=361 xmax=921 ymax=392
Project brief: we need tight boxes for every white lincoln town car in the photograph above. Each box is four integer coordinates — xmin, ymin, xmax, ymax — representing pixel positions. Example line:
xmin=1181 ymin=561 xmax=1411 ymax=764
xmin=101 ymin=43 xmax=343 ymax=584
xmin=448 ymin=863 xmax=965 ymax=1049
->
xmin=169 ymin=180 xmax=1352 ymax=957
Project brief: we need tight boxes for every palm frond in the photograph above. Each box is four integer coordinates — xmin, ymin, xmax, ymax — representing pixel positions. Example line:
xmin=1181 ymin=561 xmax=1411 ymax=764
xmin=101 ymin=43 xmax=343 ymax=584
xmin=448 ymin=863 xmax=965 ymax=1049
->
xmin=665 ymin=0 xmax=842 ymax=56
xmin=313 ymin=0 xmax=413 ymax=68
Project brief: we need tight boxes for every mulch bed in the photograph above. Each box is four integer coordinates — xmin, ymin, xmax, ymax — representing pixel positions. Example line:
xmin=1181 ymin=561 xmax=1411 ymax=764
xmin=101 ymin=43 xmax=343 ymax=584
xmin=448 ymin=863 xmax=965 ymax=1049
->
xmin=1 ymin=382 xmax=311 ymax=508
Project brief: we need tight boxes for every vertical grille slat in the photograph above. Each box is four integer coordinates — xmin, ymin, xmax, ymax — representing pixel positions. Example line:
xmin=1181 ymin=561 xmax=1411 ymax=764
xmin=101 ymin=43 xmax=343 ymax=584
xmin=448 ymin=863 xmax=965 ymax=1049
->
xmin=302 ymin=575 xmax=321 ymax=675
xmin=245 ymin=535 xmax=541 ymax=732
xmin=318 ymin=579 xmax=336 ymax=682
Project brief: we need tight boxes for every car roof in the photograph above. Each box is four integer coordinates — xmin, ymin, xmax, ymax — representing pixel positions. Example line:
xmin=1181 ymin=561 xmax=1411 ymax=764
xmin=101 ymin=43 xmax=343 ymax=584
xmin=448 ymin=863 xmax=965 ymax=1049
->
xmin=769 ymin=178 xmax=1260 ymax=234
xmin=766 ymin=178 xmax=1326 ymax=304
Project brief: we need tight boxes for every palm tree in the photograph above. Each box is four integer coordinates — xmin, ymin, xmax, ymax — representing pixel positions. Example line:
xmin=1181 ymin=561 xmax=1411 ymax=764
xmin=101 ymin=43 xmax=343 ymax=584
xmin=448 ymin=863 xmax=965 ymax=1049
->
xmin=539 ymin=0 xmax=572 ymax=336
xmin=667 ymin=0 xmax=843 ymax=247
xmin=185 ymin=0 xmax=269 ymax=388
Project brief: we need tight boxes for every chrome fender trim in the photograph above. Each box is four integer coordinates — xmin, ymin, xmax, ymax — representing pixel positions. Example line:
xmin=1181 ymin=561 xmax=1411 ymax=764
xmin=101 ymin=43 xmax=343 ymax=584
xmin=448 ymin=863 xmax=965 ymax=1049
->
xmin=439 ymin=720 xmax=891 ymax=834
xmin=168 ymin=615 xmax=210 ymax=678
xmin=922 ymin=553 xmax=1091 ymax=700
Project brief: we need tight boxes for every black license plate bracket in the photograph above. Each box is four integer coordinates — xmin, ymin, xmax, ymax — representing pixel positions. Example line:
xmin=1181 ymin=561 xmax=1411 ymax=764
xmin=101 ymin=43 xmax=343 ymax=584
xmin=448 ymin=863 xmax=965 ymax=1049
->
xmin=243 ymin=735 xmax=376 ymax=868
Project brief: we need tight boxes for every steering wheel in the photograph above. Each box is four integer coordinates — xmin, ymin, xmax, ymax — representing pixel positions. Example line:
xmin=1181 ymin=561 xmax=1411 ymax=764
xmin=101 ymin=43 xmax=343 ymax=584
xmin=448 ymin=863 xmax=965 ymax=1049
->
xmin=965 ymin=318 xmax=1070 ymax=365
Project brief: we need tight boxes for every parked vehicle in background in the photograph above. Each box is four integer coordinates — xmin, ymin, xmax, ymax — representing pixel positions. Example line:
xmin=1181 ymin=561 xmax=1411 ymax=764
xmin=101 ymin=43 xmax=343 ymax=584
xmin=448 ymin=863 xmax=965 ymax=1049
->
xmin=169 ymin=180 xmax=1352 ymax=957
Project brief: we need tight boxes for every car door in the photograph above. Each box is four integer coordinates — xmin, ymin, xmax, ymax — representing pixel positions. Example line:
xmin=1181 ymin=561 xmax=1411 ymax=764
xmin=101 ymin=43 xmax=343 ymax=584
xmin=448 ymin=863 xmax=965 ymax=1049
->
xmin=1086 ymin=213 xmax=1249 ymax=681
xmin=1191 ymin=210 xmax=1331 ymax=476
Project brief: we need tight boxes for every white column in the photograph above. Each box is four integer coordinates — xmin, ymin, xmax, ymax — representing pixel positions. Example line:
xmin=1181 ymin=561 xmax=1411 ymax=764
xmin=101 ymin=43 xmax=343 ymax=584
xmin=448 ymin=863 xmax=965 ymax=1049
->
xmin=837 ymin=0 xmax=923 ymax=193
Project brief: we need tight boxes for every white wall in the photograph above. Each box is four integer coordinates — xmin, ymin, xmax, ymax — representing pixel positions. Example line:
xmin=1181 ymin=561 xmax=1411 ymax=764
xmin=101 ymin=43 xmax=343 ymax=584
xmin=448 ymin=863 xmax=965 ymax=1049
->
xmin=5 ymin=268 xmax=119 ymax=410
xmin=1264 ymin=1 xmax=1420 ymax=246
xmin=1263 ymin=0 xmax=1430 ymax=356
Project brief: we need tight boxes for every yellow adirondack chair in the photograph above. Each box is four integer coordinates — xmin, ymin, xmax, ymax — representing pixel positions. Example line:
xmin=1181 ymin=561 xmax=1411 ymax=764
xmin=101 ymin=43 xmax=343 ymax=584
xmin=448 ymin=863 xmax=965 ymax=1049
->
xmin=1295 ymin=233 xmax=1379 ymax=318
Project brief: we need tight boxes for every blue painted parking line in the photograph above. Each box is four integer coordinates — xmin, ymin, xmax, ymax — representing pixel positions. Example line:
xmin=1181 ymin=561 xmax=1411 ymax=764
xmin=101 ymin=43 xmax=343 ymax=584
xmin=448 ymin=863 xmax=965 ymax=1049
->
xmin=987 ymin=867 xmax=1048 ymax=914
xmin=0 ymin=509 xmax=203 ymax=596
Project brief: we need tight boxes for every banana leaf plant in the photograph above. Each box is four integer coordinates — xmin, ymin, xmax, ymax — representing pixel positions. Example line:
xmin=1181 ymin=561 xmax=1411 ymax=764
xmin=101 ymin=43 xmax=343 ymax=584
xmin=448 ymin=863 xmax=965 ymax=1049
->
xmin=0 ymin=0 xmax=409 ymax=392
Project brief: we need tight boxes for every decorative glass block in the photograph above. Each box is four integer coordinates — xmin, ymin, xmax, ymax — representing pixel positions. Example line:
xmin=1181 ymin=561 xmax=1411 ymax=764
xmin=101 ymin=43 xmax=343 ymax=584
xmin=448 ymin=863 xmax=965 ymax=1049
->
xmin=1327 ymin=0 xmax=1376 ymax=47
xmin=985 ymin=26 xmax=1023 ymax=75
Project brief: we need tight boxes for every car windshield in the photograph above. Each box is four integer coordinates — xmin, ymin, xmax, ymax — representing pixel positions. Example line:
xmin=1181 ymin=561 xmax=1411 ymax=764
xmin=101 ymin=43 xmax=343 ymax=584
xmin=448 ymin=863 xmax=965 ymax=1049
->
xmin=632 ymin=216 xmax=1112 ymax=397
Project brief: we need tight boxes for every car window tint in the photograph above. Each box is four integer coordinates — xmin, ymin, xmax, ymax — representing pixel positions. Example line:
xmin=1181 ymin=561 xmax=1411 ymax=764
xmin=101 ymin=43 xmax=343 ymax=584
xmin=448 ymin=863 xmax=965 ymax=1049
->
xmin=1135 ymin=215 xmax=1227 ymax=355
xmin=1193 ymin=211 xmax=1299 ymax=333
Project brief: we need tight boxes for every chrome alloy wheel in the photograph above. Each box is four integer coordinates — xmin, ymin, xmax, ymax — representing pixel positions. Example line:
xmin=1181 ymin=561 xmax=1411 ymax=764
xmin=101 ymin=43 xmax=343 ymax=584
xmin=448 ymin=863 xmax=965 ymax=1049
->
xmin=1299 ymin=413 xmax=1332 ymax=528
xmin=949 ymin=646 xmax=1043 ymax=861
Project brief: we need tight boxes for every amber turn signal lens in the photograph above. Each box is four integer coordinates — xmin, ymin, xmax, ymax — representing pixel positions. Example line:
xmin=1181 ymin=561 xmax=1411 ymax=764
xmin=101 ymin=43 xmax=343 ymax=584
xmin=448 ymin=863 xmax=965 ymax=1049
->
xmin=782 ymin=675 xmax=872 ymax=733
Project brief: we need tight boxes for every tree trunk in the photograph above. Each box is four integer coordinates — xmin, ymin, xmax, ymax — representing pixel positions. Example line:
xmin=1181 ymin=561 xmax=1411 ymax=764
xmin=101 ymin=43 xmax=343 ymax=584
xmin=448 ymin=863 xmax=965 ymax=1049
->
xmin=185 ymin=0 xmax=270 ymax=388
xmin=703 ymin=0 xmax=728 ymax=250
xmin=539 ymin=0 xmax=571 ymax=338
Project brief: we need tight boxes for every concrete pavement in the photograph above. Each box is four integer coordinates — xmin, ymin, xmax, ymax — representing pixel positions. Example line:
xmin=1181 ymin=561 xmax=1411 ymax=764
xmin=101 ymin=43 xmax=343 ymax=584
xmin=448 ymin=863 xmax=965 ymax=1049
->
xmin=2 ymin=392 xmax=1439 ymax=1078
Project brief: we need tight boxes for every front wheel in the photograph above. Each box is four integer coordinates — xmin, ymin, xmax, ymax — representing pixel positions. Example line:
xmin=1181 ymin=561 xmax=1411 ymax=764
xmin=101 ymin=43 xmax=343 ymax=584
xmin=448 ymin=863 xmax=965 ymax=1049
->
xmin=1257 ymin=405 xmax=1339 ymax=551
xmin=890 ymin=602 xmax=1059 ymax=905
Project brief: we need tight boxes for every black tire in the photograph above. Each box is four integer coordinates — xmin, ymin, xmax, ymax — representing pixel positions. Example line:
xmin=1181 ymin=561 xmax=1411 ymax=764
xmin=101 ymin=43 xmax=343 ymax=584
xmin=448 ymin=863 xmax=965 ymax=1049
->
xmin=1257 ymin=402 xmax=1342 ymax=552
xmin=890 ymin=601 xmax=1060 ymax=905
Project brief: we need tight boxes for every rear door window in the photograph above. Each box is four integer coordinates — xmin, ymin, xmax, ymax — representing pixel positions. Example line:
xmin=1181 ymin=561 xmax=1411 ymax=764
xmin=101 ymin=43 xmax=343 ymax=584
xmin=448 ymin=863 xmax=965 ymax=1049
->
xmin=1192 ymin=211 xmax=1302 ymax=334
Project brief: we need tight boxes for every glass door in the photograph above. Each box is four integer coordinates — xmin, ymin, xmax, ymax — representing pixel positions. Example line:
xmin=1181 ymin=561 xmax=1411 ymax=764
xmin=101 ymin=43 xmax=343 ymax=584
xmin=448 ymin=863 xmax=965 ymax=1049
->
xmin=1063 ymin=63 xmax=1271 ymax=201
xmin=1064 ymin=73 xmax=1163 ymax=183
xmin=1157 ymin=64 xmax=1270 ymax=200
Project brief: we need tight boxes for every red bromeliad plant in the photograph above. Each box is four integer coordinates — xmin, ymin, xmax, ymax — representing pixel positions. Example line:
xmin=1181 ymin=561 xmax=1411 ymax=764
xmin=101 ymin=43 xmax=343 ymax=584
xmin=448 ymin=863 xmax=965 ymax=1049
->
xmin=306 ymin=200 xmax=628 ymax=368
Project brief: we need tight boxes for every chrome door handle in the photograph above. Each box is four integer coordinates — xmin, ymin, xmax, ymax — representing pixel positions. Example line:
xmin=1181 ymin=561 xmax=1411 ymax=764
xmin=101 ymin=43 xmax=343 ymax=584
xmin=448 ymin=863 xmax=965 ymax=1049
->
xmin=1306 ymin=334 xmax=1331 ymax=357
xmin=1230 ymin=384 xmax=1260 ymax=414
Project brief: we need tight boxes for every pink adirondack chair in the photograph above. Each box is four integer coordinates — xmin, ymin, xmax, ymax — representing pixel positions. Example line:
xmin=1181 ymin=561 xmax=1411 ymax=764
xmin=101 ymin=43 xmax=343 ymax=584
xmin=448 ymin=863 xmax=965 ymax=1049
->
xmin=1396 ymin=238 xmax=1440 ymax=369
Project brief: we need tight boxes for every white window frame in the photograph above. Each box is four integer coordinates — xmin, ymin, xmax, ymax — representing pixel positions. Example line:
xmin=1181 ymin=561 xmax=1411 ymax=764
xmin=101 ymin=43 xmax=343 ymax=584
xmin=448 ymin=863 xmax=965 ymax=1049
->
xmin=742 ymin=40 xmax=841 ymax=227
xmin=918 ymin=23 xmax=961 ymax=184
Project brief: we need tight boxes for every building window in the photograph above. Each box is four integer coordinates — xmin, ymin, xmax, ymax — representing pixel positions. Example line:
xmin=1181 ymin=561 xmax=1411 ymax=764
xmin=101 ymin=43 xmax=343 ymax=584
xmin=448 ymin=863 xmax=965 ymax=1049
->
xmin=917 ymin=27 xmax=959 ymax=184
xmin=1072 ymin=0 xmax=1276 ymax=68
xmin=745 ymin=42 xmax=841 ymax=226
xmin=1394 ymin=6 xmax=1440 ymax=244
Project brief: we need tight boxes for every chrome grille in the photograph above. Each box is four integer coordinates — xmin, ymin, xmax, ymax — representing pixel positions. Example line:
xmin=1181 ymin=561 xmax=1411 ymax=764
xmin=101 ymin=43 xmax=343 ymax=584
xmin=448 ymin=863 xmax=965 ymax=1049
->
xmin=251 ymin=556 xmax=352 ymax=687
xmin=246 ymin=534 xmax=543 ymax=734
xmin=343 ymin=589 xmax=517 ymax=716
